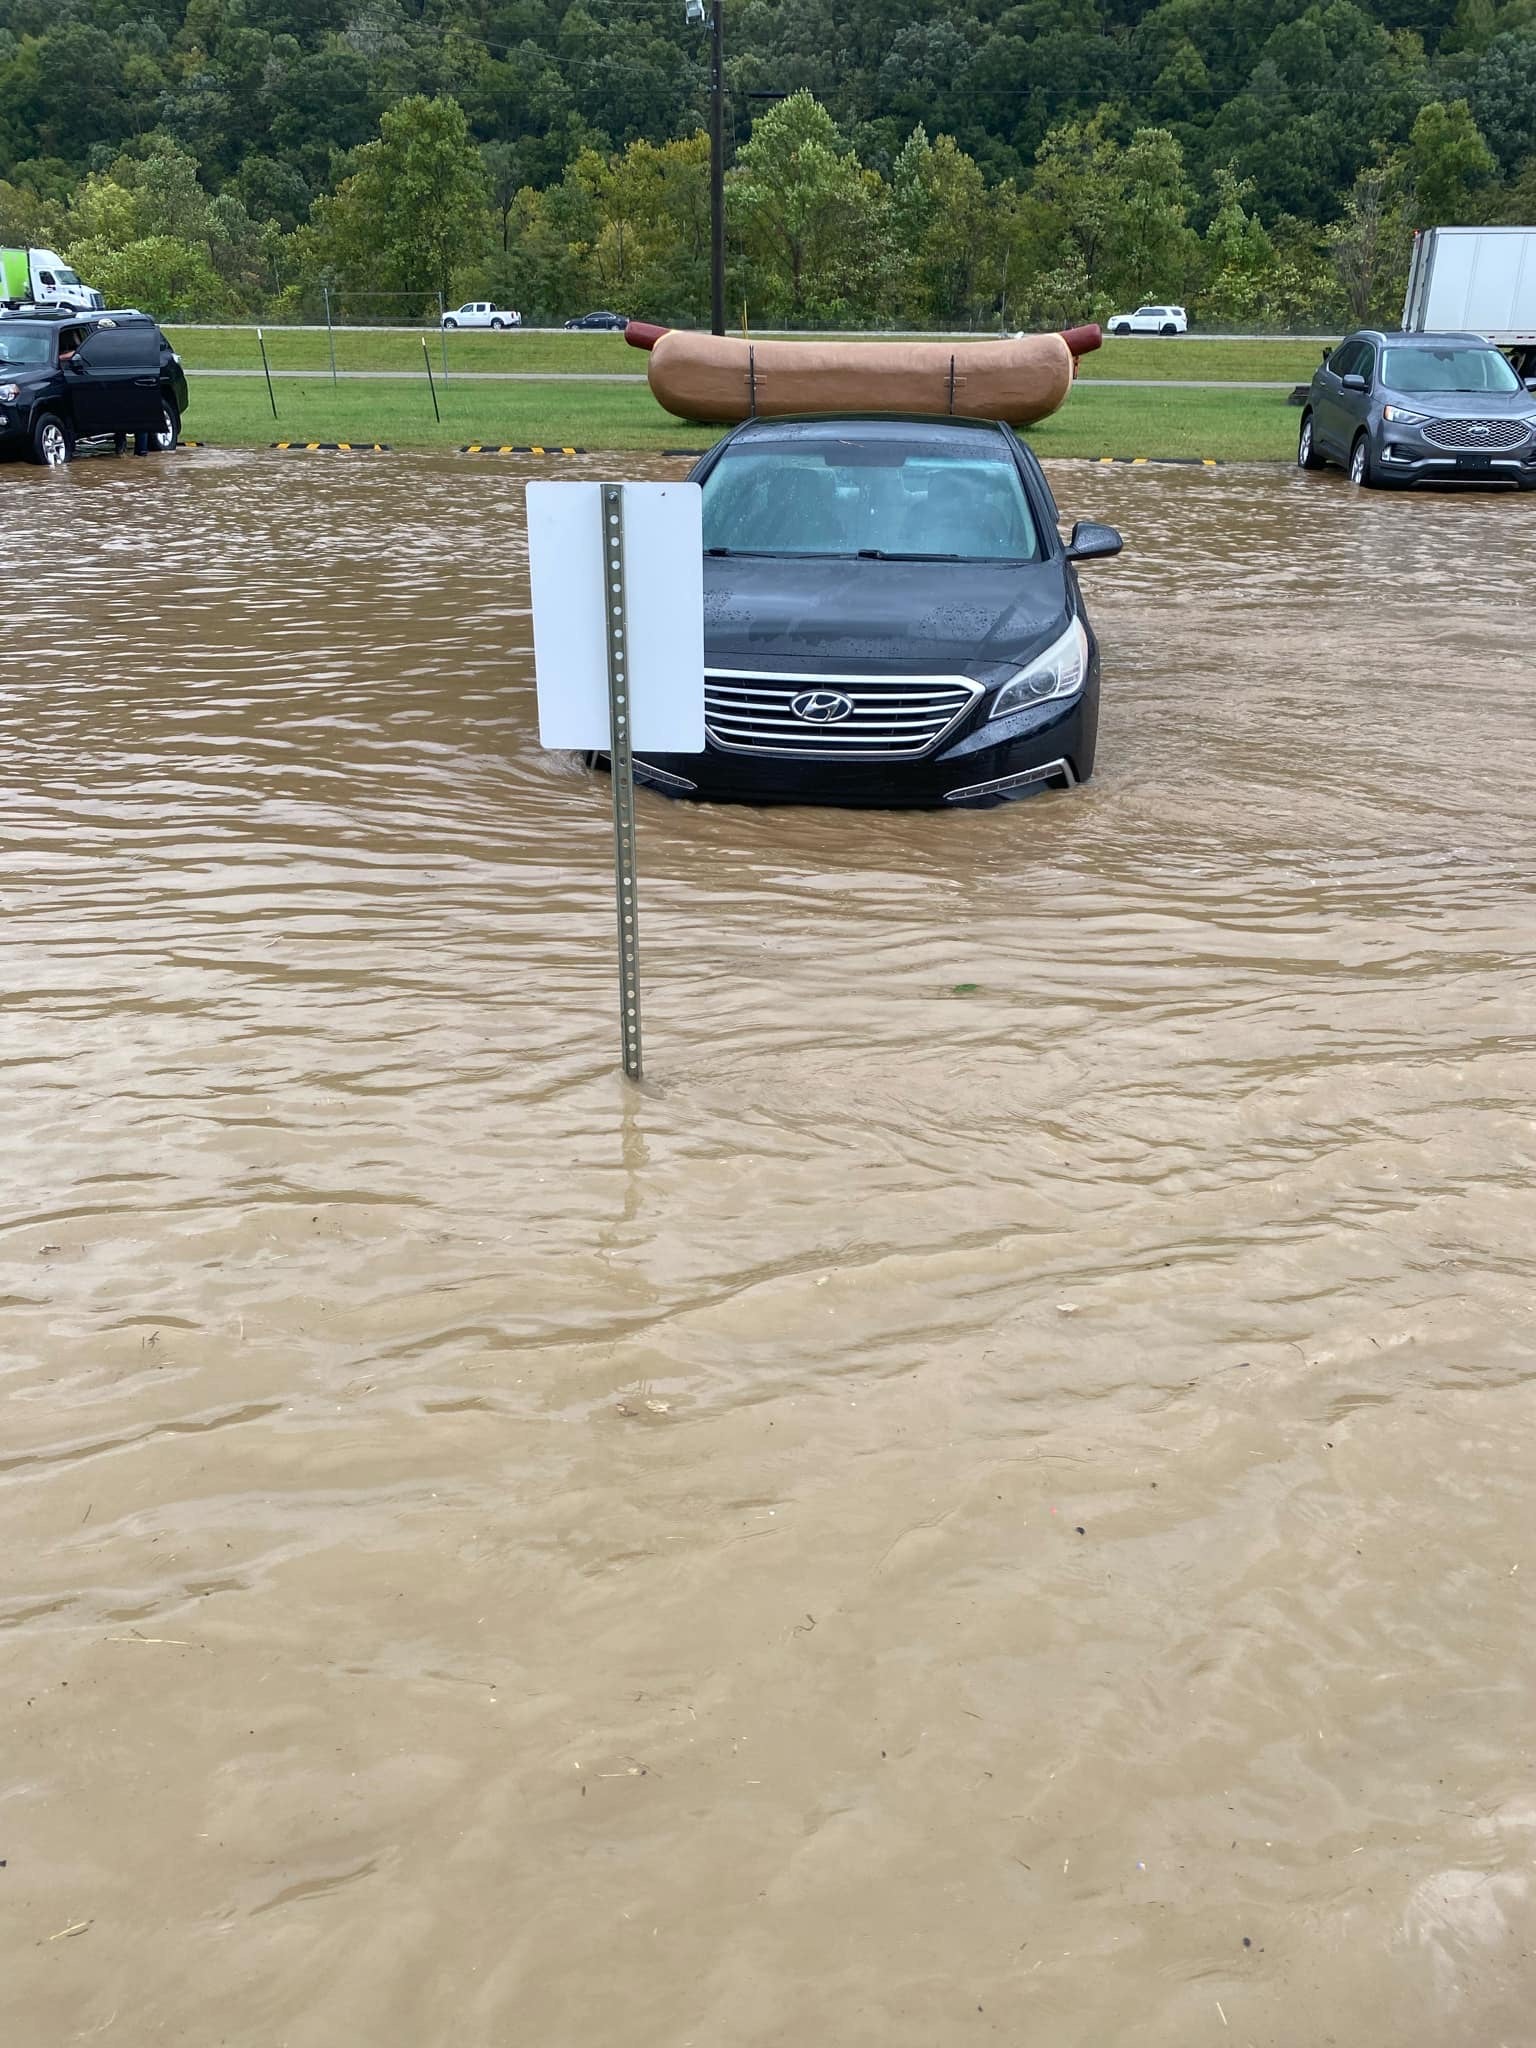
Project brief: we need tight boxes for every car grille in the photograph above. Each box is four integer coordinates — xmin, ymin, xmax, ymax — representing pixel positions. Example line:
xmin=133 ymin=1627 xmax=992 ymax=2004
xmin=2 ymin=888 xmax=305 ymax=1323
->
xmin=1420 ymin=417 xmax=1531 ymax=451
xmin=704 ymin=671 xmax=980 ymax=758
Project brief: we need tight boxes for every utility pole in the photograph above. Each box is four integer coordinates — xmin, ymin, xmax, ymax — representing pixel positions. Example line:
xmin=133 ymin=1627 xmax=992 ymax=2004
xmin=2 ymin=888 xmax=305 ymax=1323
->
xmin=709 ymin=0 xmax=725 ymax=336
xmin=688 ymin=0 xmax=726 ymax=336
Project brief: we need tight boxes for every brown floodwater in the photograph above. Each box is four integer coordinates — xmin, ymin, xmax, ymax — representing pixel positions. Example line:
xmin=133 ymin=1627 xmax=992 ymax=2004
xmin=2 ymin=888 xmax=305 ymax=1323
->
xmin=3 ymin=450 xmax=1534 ymax=2047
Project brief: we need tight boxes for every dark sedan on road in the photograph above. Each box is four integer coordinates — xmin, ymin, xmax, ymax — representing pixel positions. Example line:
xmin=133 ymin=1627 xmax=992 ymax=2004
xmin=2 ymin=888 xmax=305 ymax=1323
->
xmin=1298 ymin=329 xmax=1536 ymax=489
xmin=630 ymin=413 xmax=1122 ymax=808
xmin=564 ymin=310 xmax=629 ymax=330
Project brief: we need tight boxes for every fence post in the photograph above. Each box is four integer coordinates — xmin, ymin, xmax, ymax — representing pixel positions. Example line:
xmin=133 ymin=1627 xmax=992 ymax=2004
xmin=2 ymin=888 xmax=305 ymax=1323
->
xmin=323 ymin=284 xmax=337 ymax=386
xmin=438 ymin=292 xmax=449 ymax=383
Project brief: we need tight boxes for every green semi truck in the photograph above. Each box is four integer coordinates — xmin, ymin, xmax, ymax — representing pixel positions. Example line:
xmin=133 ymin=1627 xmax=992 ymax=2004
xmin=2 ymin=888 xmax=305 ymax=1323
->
xmin=0 ymin=246 xmax=104 ymax=313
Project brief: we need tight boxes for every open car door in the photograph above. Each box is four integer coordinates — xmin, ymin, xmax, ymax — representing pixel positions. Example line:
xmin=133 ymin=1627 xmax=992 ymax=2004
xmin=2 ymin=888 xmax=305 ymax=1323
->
xmin=68 ymin=321 xmax=161 ymax=439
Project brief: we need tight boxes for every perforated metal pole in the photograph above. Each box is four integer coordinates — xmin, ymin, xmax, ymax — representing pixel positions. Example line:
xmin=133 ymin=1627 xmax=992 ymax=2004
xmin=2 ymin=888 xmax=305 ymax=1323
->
xmin=602 ymin=484 xmax=643 ymax=1081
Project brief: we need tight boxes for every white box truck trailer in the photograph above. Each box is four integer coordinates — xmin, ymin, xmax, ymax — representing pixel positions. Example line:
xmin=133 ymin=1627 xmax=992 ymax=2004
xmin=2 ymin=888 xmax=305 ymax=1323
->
xmin=0 ymin=246 xmax=104 ymax=312
xmin=1403 ymin=225 xmax=1536 ymax=375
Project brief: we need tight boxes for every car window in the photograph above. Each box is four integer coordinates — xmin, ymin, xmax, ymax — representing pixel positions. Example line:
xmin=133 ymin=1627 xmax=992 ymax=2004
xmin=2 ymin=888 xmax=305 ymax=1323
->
xmin=702 ymin=441 xmax=1040 ymax=561
xmin=1381 ymin=345 xmax=1522 ymax=394
xmin=1357 ymin=343 xmax=1376 ymax=388
xmin=1331 ymin=341 xmax=1364 ymax=378
xmin=0 ymin=327 xmax=54 ymax=366
xmin=38 ymin=270 xmax=55 ymax=286
xmin=77 ymin=324 xmax=159 ymax=371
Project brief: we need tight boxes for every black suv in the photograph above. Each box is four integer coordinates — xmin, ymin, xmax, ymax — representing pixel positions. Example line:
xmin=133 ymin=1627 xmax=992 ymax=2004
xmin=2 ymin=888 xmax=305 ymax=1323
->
xmin=0 ymin=311 xmax=189 ymax=466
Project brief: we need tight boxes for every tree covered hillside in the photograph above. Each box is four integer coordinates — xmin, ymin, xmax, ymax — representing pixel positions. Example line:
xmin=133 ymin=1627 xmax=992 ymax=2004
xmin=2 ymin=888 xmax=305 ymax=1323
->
xmin=1 ymin=0 xmax=1534 ymax=326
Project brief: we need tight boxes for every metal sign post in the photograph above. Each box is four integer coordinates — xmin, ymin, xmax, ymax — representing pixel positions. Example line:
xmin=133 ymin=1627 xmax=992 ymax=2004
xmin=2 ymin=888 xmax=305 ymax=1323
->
xmin=526 ymin=478 xmax=705 ymax=1082
xmin=601 ymin=485 xmax=643 ymax=1080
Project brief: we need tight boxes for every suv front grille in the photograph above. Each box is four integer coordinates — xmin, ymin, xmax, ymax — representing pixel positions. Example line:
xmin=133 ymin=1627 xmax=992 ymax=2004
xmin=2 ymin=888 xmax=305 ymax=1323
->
xmin=1421 ymin=417 xmax=1531 ymax=451
xmin=705 ymin=671 xmax=980 ymax=758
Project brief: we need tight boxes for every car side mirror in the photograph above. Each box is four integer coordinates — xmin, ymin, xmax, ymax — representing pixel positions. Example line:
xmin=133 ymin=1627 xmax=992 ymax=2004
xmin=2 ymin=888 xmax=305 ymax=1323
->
xmin=1066 ymin=520 xmax=1122 ymax=562
xmin=1321 ymin=346 xmax=1332 ymax=363
xmin=1340 ymin=372 xmax=1367 ymax=392
xmin=1526 ymin=377 xmax=1536 ymax=393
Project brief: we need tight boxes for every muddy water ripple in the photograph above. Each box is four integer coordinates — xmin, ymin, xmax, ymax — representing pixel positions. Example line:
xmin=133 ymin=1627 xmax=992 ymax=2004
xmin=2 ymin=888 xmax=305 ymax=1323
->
xmin=2 ymin=452 xmax=1534 ymax=2046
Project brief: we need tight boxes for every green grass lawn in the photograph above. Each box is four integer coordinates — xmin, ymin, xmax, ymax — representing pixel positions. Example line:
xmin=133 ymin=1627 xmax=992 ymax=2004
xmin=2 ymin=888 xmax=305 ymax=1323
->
xmin=1080 ymin=337 xmax=1325 ymax=383
xmin=181 ymin=373 xmax=1299 ymax=462
xmin=165 ymin=324 xmax=1331 ymax=388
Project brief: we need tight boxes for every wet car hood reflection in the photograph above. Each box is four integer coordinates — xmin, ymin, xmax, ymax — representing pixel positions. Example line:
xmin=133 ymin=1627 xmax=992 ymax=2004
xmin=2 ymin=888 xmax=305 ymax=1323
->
xmin=703 ymin=551 xmax=1071 ymax=674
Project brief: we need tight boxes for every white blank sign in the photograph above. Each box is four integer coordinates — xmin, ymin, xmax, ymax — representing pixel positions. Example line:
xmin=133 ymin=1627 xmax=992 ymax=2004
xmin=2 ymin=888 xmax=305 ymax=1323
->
xmin=527 ymin=480 xmax=706 ymax=752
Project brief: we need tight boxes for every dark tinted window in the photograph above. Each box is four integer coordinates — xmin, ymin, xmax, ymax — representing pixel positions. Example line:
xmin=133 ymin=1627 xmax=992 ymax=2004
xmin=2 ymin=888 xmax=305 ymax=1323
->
xmin=77 ymin=324 xmax=159 ymax=371
xmin=1332 ymin=341 xmax=1367 ymax=378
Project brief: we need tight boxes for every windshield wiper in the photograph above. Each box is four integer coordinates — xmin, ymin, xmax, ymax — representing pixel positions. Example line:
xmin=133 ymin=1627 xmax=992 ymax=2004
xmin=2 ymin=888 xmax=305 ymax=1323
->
xmin=856 ymin=548 xmax=964 ymax=561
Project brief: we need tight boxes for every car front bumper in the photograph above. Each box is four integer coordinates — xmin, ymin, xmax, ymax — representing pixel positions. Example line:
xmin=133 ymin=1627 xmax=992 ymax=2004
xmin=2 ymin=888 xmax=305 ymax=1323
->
xmin=1376 ymin=427 xmax=1536 ymax=484
xmin=631 ymin=688 xmax=1099 ymax=809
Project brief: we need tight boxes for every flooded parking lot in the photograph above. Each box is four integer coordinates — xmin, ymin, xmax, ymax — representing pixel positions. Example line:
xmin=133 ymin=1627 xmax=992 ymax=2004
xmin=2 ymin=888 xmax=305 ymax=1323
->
xmin=3 ymin=451 xmax=1534 ymax=2046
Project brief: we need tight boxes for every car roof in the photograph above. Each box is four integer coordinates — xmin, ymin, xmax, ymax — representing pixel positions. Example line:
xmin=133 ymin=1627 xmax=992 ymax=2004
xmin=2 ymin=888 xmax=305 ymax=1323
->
xmin=0 ymin=306 xmax=155 ymax=326
xmin=1351 ymin=329 xmax=1493 ymax=346
xmin=721 ymin=413 xmax=1017 ymax=446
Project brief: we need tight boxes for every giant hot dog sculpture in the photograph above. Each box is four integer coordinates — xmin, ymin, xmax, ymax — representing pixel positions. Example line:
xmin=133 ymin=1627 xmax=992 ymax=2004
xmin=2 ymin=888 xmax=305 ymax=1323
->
xmin=624 ymin=320 xmax=1102 ymax=426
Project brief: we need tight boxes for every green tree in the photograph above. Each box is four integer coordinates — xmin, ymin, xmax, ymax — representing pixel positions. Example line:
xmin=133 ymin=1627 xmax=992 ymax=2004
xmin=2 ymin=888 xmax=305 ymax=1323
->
xmin=1006 ymin=114 xmax=1196 ymax=324
xmin=889 ymin=127 xmax=1000 ymax=327
xmin=61 ymin=233 xmax=230 ymax=318
xmin=1325 ymin=163 xmax=1412 ymax=324
xmin=0 ymin=177 xmax=66 ymax=248
xmin=310 ymin=94 xmax=490 ymax=310
xmin=728 ymin=92 xmax=886 ymax=324
xmin=1467 ymin=33 xmax=1536 ymax=174
xmin=1406 ymin=98 xmax=1498 ymax=224
xmin=481 ymin=141 xmax=522 ymax=254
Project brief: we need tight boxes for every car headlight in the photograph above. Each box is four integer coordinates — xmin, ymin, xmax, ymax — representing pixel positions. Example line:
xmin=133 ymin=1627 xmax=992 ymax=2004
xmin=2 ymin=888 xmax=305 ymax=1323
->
xmin=989 ymin=618 xmax=1089 ymax=720
xmin=1382 ymin=405 xmax=1426 ymax=424
xmin=0 ymin=383 xmax=19 ymax=403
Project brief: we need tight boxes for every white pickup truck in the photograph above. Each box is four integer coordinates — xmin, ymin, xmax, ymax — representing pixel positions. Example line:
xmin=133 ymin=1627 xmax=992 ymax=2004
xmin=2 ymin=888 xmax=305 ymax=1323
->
xmin=1403 ymin=226 xmax=1536 ymax=377
xmin=440 ymin=302 xmax=522 ymax=329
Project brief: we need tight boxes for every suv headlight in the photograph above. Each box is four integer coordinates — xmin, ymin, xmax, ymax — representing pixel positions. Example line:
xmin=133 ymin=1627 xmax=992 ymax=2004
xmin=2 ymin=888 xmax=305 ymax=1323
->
xmin=0 ymin=383 xmax=19 ymax=403
xmin=989 ymin=617 xmax=1089 ymax=720
xmin=1382 ymin=405 xmax=1426 ymax=424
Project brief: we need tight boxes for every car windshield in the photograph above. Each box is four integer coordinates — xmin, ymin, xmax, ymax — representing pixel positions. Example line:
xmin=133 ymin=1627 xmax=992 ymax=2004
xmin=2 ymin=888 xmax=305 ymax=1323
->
xmin=702 ymin=436 xmax=1040 ymax=561
xmin=56 ymin=268 xmax=82 ymax=286
xmin=0 ymin=328 xmax=55 ymax=366
xmin=1383 ymin=346 xmax=1521 ymax=394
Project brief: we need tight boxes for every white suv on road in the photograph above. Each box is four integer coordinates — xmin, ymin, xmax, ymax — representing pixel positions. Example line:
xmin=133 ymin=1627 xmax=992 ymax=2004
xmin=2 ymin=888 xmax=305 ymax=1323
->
xmin=1108 ymin=305 xmax=1188 ymax=336
xmin=440 ymin=303 xmax=522 ymax=329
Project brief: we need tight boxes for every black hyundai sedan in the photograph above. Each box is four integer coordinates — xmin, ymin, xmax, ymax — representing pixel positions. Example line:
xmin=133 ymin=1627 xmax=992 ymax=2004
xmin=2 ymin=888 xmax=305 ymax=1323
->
xmin=632 ymin=415 xmax=1122 ymax=807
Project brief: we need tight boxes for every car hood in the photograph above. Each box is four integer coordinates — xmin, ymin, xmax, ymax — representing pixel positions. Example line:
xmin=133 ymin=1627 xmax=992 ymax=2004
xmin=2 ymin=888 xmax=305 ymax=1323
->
xmin=1382 ymin=388 xmax=1536 ymax=418
xmin=702 ymin=554 xmax=1072 ymax=679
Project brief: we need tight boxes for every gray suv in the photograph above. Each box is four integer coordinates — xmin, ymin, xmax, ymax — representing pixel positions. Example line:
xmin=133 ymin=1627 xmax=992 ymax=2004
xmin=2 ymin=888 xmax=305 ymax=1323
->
xmin=1298 ymin=329 xmax=1536 ymax=489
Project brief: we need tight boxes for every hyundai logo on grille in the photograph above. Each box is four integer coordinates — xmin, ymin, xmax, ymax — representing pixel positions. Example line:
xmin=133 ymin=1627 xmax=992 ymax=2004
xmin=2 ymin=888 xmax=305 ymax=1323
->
xmin=790 ymin=689 xmax=855 ymax=723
